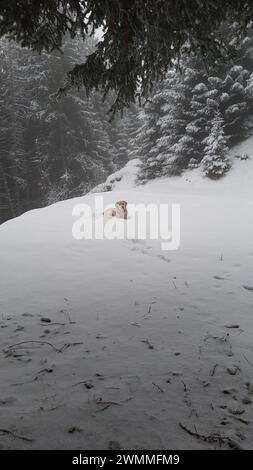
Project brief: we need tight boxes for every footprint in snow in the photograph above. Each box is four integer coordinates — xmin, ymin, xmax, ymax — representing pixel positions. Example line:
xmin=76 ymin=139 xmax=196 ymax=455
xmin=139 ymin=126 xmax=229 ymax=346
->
xmin=243 ymin=285 xmax=253 ymax=292
xmin=14 ymin=325 xmax=25 ymax=332
xmin=157 ymin=254 xmax=171 ymax=263
xmin=227 ymin=366 xmax=240 ymax=376
xmin=0 ymin=396 xmax=17 ymax=406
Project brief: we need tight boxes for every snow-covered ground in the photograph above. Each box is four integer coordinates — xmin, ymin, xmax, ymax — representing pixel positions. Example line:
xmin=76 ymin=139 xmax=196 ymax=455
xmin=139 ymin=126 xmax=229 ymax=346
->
xmin=0 ymin=139 xmax=253 ymax=450
xmin=90 ymin=158 xmax=141 ymax=193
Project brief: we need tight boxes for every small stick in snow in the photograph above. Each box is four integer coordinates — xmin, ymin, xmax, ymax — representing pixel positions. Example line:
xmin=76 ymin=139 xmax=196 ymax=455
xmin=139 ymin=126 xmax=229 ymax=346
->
xmin=96 ymin=399 xmax=120 ymax=406
xmin=172 ymin=280 xmax=177 ymax=289
xmin=210 ymin=363 xmax=219 ymax=376
xmin=47 ymin=404 xmax=64 ymax=412
xmin=144 ymin=305 xmax=152 ymax=317
xmin=60 ymin=342 xmax=83 ymax=351
xmin=33 ymin=367 xmax=54 ymax=381
xmin=95 ymin=399 xmax=121 ymax=412
xmin=122 ymin=396 xmax=134 ymax=403
xmin=242 ymin=354 xmax=253 ymax=368
xmin=179 ymin=422 xmax=235 ymax=447
xmin=0 ymin=428 xmax=34 ymax=442
xmin=224 ymin=324 xmax=240 ymax=329
xmin=152 ymin=382 xmax=164 ymax=393
xmin=11 ymin=380 xmax=33 ymax=387
xmin=5 ymin=340 xmax=62 ymax=353
xmin=95 ymin=404 xmax=111 ymax=412
xmin=204 ymin=333 xmax=229 ymax=343
xmin=180 ymin=424 xmax=244 ymax=450
xmin=234 ymin=416 xmax=250 ymax=425
xmin=181 ymin=380 xmax=188 ymax=392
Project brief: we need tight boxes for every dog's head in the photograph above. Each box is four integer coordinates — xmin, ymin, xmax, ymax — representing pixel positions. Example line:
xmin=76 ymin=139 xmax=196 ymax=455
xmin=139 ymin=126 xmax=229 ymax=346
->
xmin=116 ymin=200 xmax=127 ymax=211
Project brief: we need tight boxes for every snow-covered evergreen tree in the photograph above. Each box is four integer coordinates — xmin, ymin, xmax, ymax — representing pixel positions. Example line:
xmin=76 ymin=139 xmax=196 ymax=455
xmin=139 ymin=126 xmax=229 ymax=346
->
xmin=0 ymin=40 xmax=28 ymax=219
xmin=110 ymin=106 xmax=138 ymax=169
xmin=133 ymin=91 xmax=164 ymax=181
xmin=202 ymin=112 xmax=231 ymax=178
xmin=135 ymin=24 xmax=253 ymax=181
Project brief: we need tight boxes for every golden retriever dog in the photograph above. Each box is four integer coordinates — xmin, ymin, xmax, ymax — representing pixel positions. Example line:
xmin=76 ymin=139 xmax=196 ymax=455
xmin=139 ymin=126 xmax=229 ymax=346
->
xmin=103 ymin=200 xmax=128 ymax=220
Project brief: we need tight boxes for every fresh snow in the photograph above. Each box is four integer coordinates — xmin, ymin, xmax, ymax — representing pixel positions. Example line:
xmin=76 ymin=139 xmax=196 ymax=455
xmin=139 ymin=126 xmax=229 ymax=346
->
xmin=0 ymin=139 xmax=253 ymax=450
xmin=90 ymin=158 xmax=141 ymax=193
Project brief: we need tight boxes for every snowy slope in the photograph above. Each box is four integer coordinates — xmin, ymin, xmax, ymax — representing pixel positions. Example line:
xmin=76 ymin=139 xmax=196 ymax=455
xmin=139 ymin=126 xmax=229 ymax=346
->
xmin=0 ymin=141 xmax=253 ymax=450
xmin=90 ymin=158 xmax=141 ymax=193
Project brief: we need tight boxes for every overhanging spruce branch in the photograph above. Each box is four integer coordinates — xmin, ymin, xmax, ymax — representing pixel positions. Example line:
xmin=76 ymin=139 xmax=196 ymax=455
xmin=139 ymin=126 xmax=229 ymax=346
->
xmin=1 ymin=1 xmax=253 ymax=116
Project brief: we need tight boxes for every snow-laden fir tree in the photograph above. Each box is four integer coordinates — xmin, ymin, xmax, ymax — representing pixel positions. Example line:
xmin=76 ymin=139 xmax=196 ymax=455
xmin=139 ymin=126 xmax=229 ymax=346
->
xmin=111 ymin=106 xmax=138 ymax=169
xmin=135 ymin=23 xmax=253 ymax=181
xmin=155 ymin=71 xmax=195 ymax=175
xmin=0 ymin=40 xmax=28 ymax=220
xmin=133 ymin=90 xmax=164 ymax=182
xmin=202 ymin=112 xmax=231 ymax=179
xmin=136 ymin=60 xmax=212 ymax=180
xmin=168 ymin=63 xmax=207 ymax=171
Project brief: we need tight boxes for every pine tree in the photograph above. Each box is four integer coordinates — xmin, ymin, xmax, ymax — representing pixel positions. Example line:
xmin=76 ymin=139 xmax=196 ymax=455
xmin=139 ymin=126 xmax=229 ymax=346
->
xmin=111 ymin=106 xmax=138 ymax=169
xmin=155 ymin=72 xmax=191 ymax=175
xmin=202 ymin=112 xmax=231 ymax=179
xmin=135 ymin=25 xmax=253 ymax=180
xmin=134 ymin=90 xmax=165 ymax=181
xmin=136 ymin=61 xmax=209 ymax=179
xmin=0 ymin=40 xmax=27 ymax=220
xmin=219 ymin=65 xmax=251 ymax=143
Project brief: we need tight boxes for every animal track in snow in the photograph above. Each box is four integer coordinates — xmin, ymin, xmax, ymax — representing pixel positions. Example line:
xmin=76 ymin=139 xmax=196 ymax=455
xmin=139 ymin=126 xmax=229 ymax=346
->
xmin=243 ymin=285 xmax=253 ymax=292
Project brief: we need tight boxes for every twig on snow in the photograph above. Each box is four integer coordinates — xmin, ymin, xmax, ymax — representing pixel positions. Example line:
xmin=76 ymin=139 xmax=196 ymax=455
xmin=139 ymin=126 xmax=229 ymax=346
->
xmin=5 ymin=340 xmax=62 ymax=353
xmin=95 ymin=398 xmax=121 ymax=412
xmin=0 ymin=428 xmax=34 ymax=442
xmin=242 ymin=354 xmax=253 ymax=368
xmin=210 ymin=363 xmax=219 ymax=376
xmin=152 ymin=382 xmax=164 ymax=393
xmin=179 ymin=422 xmax=243 ymax=449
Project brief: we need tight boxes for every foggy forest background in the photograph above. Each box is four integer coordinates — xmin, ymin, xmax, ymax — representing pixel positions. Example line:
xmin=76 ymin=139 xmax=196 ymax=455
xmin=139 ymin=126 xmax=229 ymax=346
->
xmin=1 ymin=22 xmax=253 ymax=224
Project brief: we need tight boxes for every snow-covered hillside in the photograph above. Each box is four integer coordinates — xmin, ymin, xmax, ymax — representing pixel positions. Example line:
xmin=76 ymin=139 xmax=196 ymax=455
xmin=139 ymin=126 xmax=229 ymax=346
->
xmin=90 ymin=158 xmax=141 ymax=193
xmin=0 ymin=139 xmax=253 ymax=450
